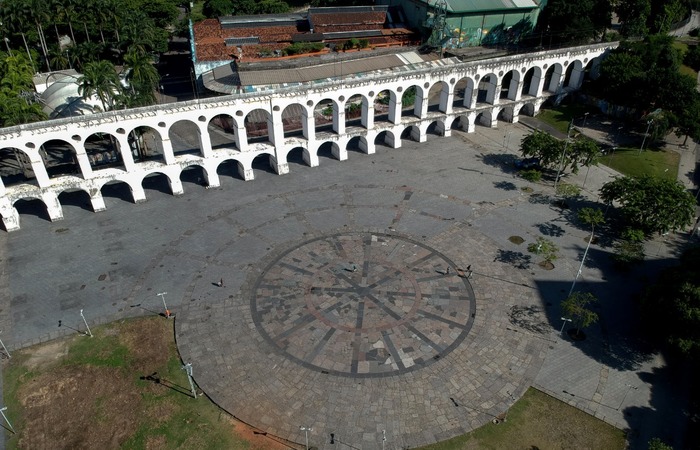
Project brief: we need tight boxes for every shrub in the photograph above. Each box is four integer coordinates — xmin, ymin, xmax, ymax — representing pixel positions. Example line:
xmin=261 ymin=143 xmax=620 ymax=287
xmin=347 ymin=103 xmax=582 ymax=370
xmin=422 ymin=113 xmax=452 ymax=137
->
xmin=519 ymin=169 xmax=542 ymax=182
xmin=283 ymin=42 xmax=325 ymax=56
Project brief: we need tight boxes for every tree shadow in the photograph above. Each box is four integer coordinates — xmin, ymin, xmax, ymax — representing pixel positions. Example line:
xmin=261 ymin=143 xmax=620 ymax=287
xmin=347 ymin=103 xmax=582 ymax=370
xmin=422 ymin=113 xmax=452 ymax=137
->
xmin=479 ymin=153 xmax=519 ymax=172
xmin=493 ymin=180 xmax=517 ymax=191
xmin=528 ymin=193 xmax=551 ymax=205
xmin=536 ymin=222 xmax=565 ymax=237
xmin=139 ymin=372 xmax=192 ymax=397
xmin=508 ymin=305 xmax=549 ymax=334
xmin=494 ymin=249 xmax=532 ymax=269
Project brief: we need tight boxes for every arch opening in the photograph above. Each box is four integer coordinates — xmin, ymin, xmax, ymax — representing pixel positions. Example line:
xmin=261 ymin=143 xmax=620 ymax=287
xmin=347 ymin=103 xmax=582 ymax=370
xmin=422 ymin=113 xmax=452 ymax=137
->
xmin=401 ymin=86 xmax=420 ymax=118
xmin=251 ymin=153 xmax=277 ymax=176
xmin=101 ymin=180 xmax=136 ymax=204
xmin=58 ymin=189 xmax=93 ymax=213
xmin=521 ymin=67 xmax=540 ymax=97
xmin=426 ymin=121 xmax=441 ymax=137
xmin=130 ymin=126 xmax=166 ymax=163
xmin=287 ymin=147 xmax=310 ymax=167
xmin=400 ymin=126 xmax=418 ymax=141
xmin=544 ymin=64 xmax=563 ymax=93
xmin=427 ymin=81 xmax=447 ymax=113
xmin=217 ymin=159 xmax=245 ymax=181
xmin=281 ymin=104 xmax=306 ymax=138
xmin=142 ymin=172 xmax=173 ymax=196
xmin=374 ymin=130 xmax=394 ymax=149
xmin=374 ymin=89 xmax=393 ymax=125
xmin=345 ymin=94 xmax=364 ymax=130
xmin=0 ymin=147 xmax=37 ymax=187
xmin=180 ymin=165 xmax=207 ymax=188
xmin=314 ymin=99 xmax=337 ymax=135
xmin=477 ymin=74 xmax=497 ymax=105
xmin=452 ymin=78 xmax=473 ymax=110
xmin=84 ymin=133 xmax=124 ymax=171
xmin=40 ymin=139 xmax=80 ymax=178
xmin=347 ymin=136 xmax=365 ymax=154
xmin=245 ymin=109 xmax=272 ymax=144
xmin=13 ymin=198 xmax=51 ymax=222
xmin=207 ymin=115 xmax=237 ymax=151
xmin=317 ymin=142 xmax=340 ymax=161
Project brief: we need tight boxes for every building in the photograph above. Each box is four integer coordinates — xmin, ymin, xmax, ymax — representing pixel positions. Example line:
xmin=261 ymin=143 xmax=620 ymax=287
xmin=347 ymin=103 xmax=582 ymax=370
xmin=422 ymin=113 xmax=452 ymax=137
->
xmin=378 ymin=0 xmax=545 ymax=48
xmin=191 ymin=5 xmax=419 ymax=91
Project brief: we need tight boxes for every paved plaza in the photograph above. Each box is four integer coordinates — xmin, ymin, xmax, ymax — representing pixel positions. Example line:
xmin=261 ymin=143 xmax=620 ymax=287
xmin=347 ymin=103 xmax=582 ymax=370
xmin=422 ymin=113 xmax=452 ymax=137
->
xmin=0 ymin=123 xmax=693 ymax=449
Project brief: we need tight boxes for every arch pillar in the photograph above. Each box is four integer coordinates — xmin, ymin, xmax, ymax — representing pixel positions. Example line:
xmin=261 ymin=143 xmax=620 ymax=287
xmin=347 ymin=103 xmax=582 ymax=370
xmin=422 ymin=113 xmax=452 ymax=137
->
xmin=196 ymin=124 xmax=214 ymax=158
xmin=568 ymin=65 xmax=584 ymax=88
xmin=272 ymin=153 xmax=289 ymax=175
xmin=435 ymin=120 xmax=452 ymax=137
xmin=415 ymin=91 xmax=429 ymax=118
xmin=131 ymin=183 xmax=147 ymax=203
xmin=161 ymin=137 xmax=176 ymax=165
xmin=388 ymin=95 xmax=401 ymax=124
xmin=467 ymin=84 xmax=478 ymax=109
xmin=89 ymin=190 xmax=106 ymax=212
xmin=510 ymin=79 xmax=523 ymax=101
xmin=531 ymin=70 xmax=545 ymax=97
xmin=269 ymin=110 xmax=285 ymax=147
xmin=43 ymin=192 xmax=64 ymax=221
xmin=302 ymin=109 xmax=314 ymax=140
xmin=241 ymin=160 xmax=255 ymax=181
xmin=30 ymin=156 xmax=51 ymax=188
xmin=359 ymin=137 xmax=375 ymax=154
xmin=361 ymin=98 xmax=374 ymax=129
xmin=235 ymin=122 xmax=248 ymax=152
xmin=440 ymin=85 xmax=453 ymax=114
xmin=202 ymin=162 xmax=221 ymax=188
xmin=333 ymin=103 xmax=345 ymax=135
xmin=115 ymin=135 xmax=136 ymax=171
xmin=466 ymin=112 xmax=477 ymax=133
xmin=169 ymin=175 xmax=184 ymax=196
xmin=72 ymin=142 xmax=93 ymax=178
xmin=411 ymin=126 xmax=426 ymax=143
xmin=1 ymin=207 xmax=20 ymax=232
xmin=486 ymin=79 xmax=500 ymax=105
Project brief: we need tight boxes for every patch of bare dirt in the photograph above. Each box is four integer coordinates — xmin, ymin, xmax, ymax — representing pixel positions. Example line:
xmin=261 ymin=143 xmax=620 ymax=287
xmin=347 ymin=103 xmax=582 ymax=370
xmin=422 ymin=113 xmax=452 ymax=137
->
xmin=230 ymin=419 xmax=293 ymax=450
xmin=23 ymin=340 xmax=70 ymax=370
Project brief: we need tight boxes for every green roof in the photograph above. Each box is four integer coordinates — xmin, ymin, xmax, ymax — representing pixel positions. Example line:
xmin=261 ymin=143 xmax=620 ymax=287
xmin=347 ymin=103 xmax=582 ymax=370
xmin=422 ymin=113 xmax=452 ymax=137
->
xmin=428 ymin=0 xmax=539 ymax=14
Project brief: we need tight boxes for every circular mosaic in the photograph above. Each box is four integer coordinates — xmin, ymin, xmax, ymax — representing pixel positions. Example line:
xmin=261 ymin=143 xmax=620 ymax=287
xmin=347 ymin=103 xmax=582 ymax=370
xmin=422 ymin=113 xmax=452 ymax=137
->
xmin=251 ymin=232 xmax=476 ymax=377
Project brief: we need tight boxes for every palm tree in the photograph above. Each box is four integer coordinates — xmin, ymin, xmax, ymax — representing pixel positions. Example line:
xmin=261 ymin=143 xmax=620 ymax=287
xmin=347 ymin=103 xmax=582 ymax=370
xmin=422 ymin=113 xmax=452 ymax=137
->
xmin=123 ymin=47 xmax=158 ymax=105
xmin=77 ymin=60 xmax=121 ymax=111
xmin=26 ymin=0 xmax=52 ymax=71
xmin=48 ymin=44 xmax=71 ymax=70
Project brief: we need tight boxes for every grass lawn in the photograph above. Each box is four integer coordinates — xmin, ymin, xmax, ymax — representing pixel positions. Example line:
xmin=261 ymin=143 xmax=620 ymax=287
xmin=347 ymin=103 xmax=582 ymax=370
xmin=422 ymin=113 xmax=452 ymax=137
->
xmin=416 ymin=388 xmax=627 ymax=450
xmin=601 ymin=146 xmax=680 ymax=180
xmin=2 ymin=318 xmax=628 ymax=450
xmin=2 ymin=317 xmax=289 ymax=450
xmin=672 ymin=41 xmax=698 ymax=79
xmin=535 ymin=104 xmax=597 ymax=134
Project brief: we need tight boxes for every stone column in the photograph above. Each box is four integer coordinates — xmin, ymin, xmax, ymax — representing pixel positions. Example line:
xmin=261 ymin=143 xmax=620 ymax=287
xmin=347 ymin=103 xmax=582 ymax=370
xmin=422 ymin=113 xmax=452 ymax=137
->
xmin=361 ymin=97 xmax=374 ymax=129
xmin=89 ymin=190 xmax=106 ymax=212
xmin=115 ymin=135 xmax=136 ymax=171
xmin=440 ymin=83 xmax=454 ymax=114
xmin=388 ymin=93 xmax=401 ymax=124
xmin=333 ymin=101 xmax=345 ymax=135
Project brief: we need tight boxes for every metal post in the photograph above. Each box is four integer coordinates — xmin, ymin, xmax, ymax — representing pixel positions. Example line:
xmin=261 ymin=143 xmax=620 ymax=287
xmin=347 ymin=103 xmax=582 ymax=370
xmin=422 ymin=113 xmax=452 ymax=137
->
xmin=639 ymin=119 xmax=653 ymax=154
xmin=0 ymin=330 xmax=10 ymax=358
xmin=382 ymin=429 xmax=386 ymax=450
xmin=157 ymin=292 xmax=170 ymax=318
xmin=583 ymin=112 xmax=589 ymax=128
xmin=560 ymin=317 xmax=572 ymax=335
xmin=181 ymin=363 xmax=197 ymax=398
xmin=79 ymin=309 xmax=93 ymax=337
xmin=0 ymin=407 xmax=15 ymax=434
xmin=568 ymin=228 xmax=594 ymax=296
xmin=300 ymin=426 xmax=312 ymax=450
xmin=554 ymin=120 xmax=573 ymax=191
xmin=3 ymin=37 xmax=10 ymax=54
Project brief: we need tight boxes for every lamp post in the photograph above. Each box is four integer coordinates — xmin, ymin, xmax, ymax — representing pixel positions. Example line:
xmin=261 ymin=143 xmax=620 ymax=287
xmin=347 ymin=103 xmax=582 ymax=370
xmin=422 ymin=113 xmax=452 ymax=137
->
xmin=554 ymin=119 xmax=574 ymax=191
xmin=583 ymin=112 xmax=589 ymax=128
xmin=299 ymin=426 xmax=312 ymax=450
xmin=639 ymin=119 xmax=653 ymax=154
xmin=560 ymin=317 xmax=572 ymax=335
xmin=157 ymin=292 xmax=170 ymax=318
xmin=568 ymin=228 xmax=595 ymax=296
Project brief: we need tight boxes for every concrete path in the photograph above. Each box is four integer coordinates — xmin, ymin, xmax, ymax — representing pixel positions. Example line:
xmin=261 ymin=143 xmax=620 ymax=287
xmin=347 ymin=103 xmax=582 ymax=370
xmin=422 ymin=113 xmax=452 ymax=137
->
xmin=0 ymin=120 xmax=693 ymax=449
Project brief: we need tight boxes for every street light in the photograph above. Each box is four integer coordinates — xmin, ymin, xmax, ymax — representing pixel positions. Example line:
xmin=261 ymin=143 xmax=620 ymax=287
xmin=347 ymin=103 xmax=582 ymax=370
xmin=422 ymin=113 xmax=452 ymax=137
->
xmin=560 ymin=317 xmax=572 ymax=335
xmin=583 ymin=112 xmax=589 ymax=128
xmin=568 ymin=228 xmax=595 ymax=297
xmin=554 ymin=119 xmax=574 ymax=191
xmin=639 ymin=119 xmax=653 ymax=154
xmin=300 ymin=426 xmax=312 ymax=450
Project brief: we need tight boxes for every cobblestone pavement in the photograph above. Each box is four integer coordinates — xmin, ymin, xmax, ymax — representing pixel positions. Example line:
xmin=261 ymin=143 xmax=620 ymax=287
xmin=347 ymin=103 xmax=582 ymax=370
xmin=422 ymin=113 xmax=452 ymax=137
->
xmin=0 ymin=121 xmax=693 ymax=449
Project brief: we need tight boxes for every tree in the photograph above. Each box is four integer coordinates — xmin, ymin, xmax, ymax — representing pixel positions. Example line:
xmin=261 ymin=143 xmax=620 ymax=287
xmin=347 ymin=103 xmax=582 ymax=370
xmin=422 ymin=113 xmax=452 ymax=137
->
xmin=616 ymin=0 xmax=651 ymax=37
xmin=527 ymin=237 xmax=559 ymax=265
xmin=642 ymin=246 xmax=700 ymax=359
xmin=77 ymin=60 xmax=122 ymax=111
xmin=648 ymin=437 xmax=674 ymax=450
xmin=536 ymin=0 xmax=612 ymax=45
xmin=567 ymin=138 xmax=600 ymax=174
xmin=612 ymin=228 xmax=646 ymax=268
xmin=578 ymin=207 xmax=605 ymax=234
xmin=122 ymin=47 xmax=158 ymax=106
xmin=600 ymin=175 xmax=696 ymax=236
xmin=561 ymin=292 xmax=599 ymax=338
xmin=204 ymin=0 xmax=233 ymax=17
xmin=673 ymin=93 xmax=700 ymax=146
xmin=520 ymin=130 xmax=563 ymax=168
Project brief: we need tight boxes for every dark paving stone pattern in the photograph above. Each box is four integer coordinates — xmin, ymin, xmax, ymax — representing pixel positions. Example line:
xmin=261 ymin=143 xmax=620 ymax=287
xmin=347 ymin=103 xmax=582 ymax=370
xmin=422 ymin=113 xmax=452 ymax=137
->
xmin=251 ymin=232 xmax=476 ymax=377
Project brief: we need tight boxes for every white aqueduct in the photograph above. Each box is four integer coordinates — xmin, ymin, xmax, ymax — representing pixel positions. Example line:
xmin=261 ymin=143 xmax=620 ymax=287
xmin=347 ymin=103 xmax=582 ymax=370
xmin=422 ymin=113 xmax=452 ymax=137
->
xmin=0 ymin=42 xmax=616 ymax=231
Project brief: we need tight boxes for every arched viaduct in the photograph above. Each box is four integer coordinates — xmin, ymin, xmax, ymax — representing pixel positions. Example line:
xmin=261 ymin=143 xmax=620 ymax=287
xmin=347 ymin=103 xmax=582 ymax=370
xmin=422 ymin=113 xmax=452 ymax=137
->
xmin=0 ymin=42 xmax=616 ymax=231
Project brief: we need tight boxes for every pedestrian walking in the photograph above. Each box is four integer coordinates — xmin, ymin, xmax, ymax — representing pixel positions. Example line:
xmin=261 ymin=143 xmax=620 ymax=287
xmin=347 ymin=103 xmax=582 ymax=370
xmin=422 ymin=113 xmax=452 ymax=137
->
xmin=445 ymin=267 xmax=450 ymax=275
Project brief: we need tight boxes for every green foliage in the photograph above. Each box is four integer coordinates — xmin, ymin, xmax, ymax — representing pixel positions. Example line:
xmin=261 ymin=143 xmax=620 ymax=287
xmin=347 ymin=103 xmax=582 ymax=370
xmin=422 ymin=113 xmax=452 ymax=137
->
xmin=527 ymin=237 xmax=559 ymax=263
xmin=612 ymin=235 xmax=645 ymax=267
xmin=578 ymin=207 xmax=605 ymax=231
xmin=561 ymin=292 xmax=599 ymax=333
xmin=536 ymin=0 xmax=612 ymax=45
xmin=615 ymin=0 xmax=651 ymax=37
xmin=519 ymin=169 xmax=542 ymax=182
xmin=359 ymin=39 xmax=370 ymax=49
xmin=77 ymin=60 xmax=122 ymax=111
xmin=283 ymin=42 xmax=325 ymax=56
xmin=568 ymin=138 xmax=600 ymax=174
xmin=402 ymin=86 xmax=417 ymax=107
xmin=556 ymin=183 xmax=581 ymax=199
xmin=684 ymin=45 xmax=700 ymax=71
xmin=595 ymin=35 xmax=699 ymax=127
xmin=520 ymin=130 xmax=563 ymax=169
xmin=642 ymin=246 xmax=700 ymax=359
xmin=0 ymin=51 xmax=47 ymax=127
xmin=203 ymin=0 xmax=232 ymax=17
xmin=648 ymin=437 xmax=674 ymax=450
xmin=600 ymin=175 xmax=696 ymax=235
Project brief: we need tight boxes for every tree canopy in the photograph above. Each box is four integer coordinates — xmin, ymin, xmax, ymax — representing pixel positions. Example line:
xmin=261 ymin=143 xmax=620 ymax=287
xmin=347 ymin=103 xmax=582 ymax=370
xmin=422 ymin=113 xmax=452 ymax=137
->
xmin=561 ymin=292 xmax=599 ymax=336
xmin=642 ymin=246 xmax=700 ymax=359
xmin=600 ymin=175 xmax=696 ymax=236
xmin=519 ymin=130 xmax=600 ymax=175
